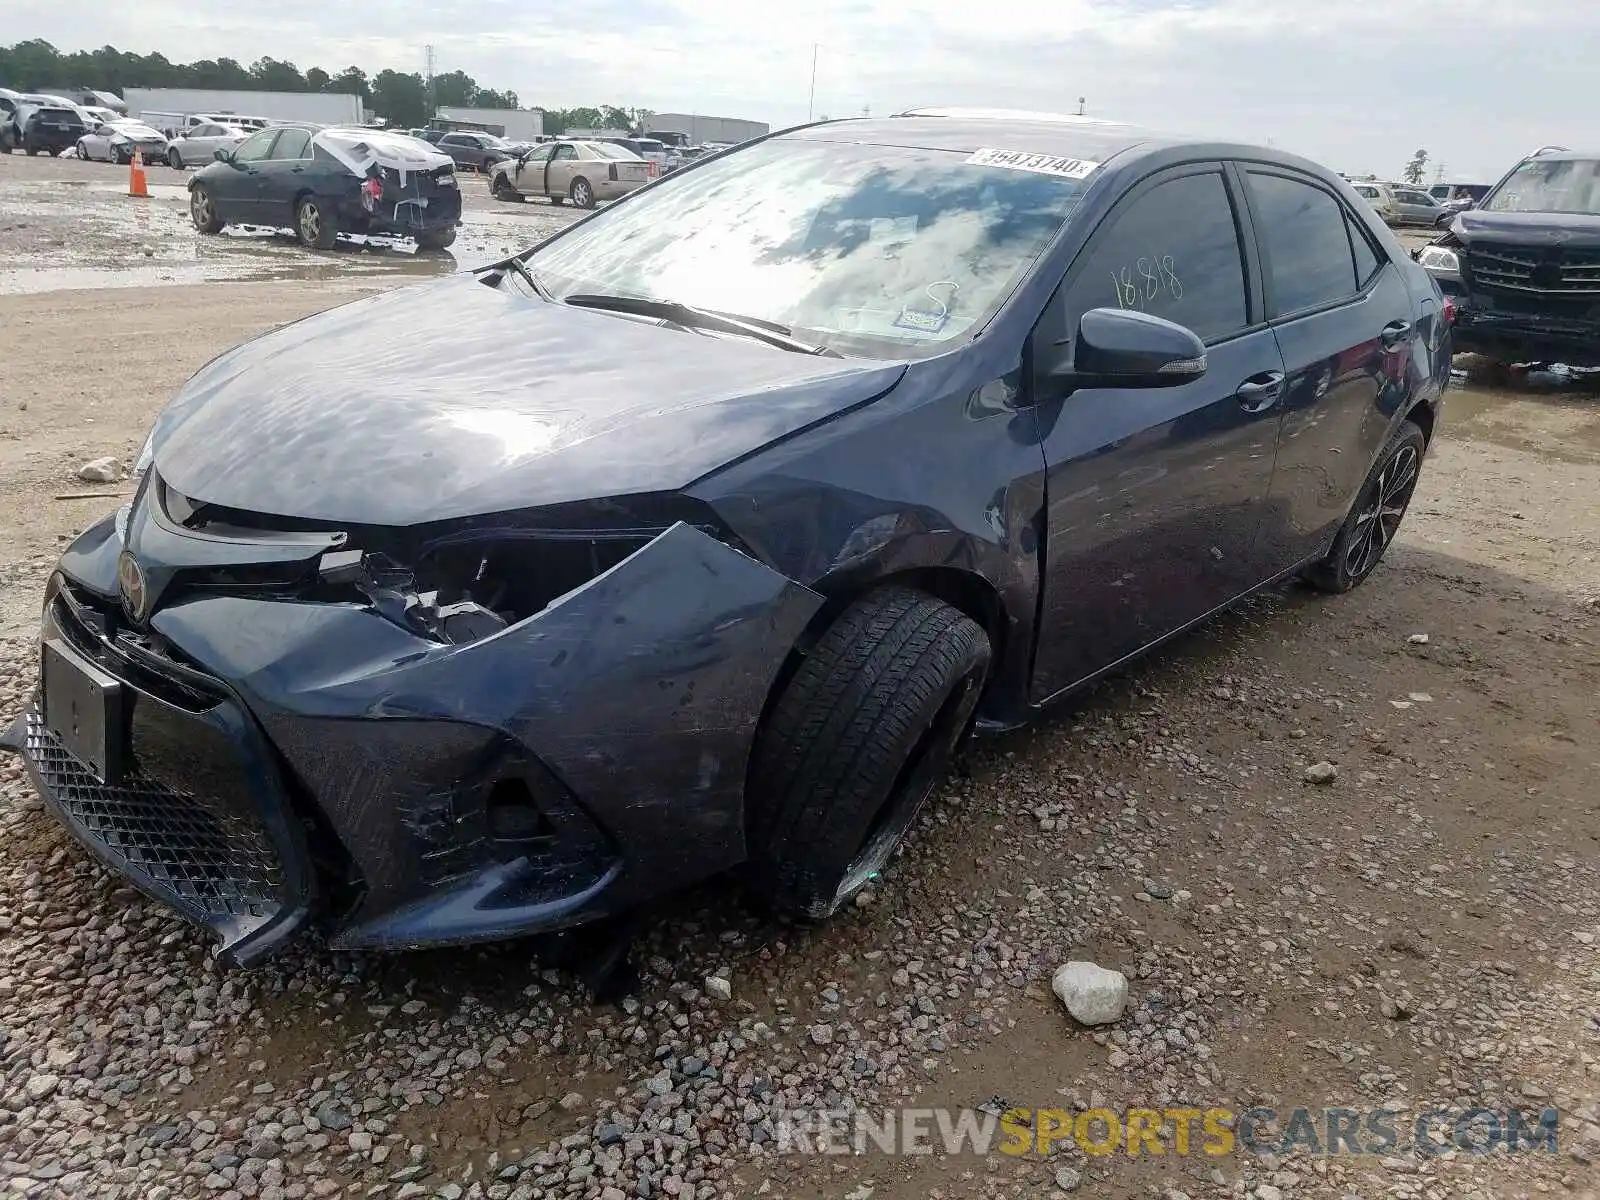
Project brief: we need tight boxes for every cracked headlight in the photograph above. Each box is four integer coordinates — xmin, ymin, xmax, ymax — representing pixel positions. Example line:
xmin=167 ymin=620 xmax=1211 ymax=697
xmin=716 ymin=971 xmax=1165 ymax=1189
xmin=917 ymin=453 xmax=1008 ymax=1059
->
xmin=1418 ymin=246 xmax=1460 ymax=272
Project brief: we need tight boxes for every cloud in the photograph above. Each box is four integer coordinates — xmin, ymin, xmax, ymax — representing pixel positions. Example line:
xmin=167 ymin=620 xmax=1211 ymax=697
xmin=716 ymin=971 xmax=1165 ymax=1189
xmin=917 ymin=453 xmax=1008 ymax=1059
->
xmin=22 ymin=0 xmax=1600 ymax=179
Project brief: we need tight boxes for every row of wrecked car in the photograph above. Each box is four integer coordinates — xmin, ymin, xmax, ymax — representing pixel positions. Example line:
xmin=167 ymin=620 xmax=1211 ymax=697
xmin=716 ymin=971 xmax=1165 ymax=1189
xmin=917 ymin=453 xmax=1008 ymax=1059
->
xmin=1417 ymin=145 xmax=1600 ymax=366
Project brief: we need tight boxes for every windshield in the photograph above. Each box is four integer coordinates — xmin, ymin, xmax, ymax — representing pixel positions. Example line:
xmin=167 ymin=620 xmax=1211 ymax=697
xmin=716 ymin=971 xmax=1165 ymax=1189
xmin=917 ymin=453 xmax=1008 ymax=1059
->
xmin=1485 ymin=158 xmax=1600 ymax=215
xmin=526 ymin=137 xmax=1092 ymax=358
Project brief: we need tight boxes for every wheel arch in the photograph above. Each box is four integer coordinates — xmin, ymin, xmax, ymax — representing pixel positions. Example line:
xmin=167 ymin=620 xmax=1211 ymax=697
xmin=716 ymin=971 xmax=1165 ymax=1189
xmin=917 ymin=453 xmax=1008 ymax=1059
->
xmin=1405 ymin=396 xmax=1437 ymax=447
xmin=748 ymin=563 xmax=1009 ymax=776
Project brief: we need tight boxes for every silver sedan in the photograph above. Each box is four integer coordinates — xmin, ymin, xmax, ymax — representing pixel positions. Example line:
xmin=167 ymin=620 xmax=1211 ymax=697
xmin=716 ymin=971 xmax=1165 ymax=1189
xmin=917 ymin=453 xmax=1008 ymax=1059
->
xmin=166 ymin=121 xmax=250 ymax=168
xmin=77 ymin=120 xmax=168 ymax=165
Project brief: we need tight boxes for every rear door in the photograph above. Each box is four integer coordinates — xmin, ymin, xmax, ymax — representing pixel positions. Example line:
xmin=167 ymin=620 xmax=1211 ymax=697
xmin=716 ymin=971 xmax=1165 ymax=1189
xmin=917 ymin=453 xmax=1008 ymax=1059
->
xmin=255 ymin=127 xmax=316 ymax=226
xmin=547 ymin=143 xmax=579 ymax=194
xmin=1241 ymin=167 xmax=1420 ymax=570
xmin=1030 ymin=163 xmax=1288 ymax=699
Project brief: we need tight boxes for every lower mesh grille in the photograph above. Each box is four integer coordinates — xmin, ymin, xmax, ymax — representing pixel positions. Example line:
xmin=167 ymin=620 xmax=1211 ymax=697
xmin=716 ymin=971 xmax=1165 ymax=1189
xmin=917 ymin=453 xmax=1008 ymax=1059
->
xmin=25 ymin=712 xmax=285 ymax=919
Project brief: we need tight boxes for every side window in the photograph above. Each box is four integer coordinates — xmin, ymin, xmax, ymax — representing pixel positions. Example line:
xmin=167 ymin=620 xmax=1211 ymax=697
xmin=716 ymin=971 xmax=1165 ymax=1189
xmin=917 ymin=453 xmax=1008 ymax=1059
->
xmin=268 ymin=128 xmax=310 ymax=160
xmin=1247 ymin=172 xmax=1359 ymax=316
xmin=232 ymin=128 xmax=277 ymax=162
xmin=439 ymin=135 xmax=461 ymax=147
xmin=1348 ymin=214 xmax=1384 ymax=286
xmin=553 ymin=144 xmax=577 ymax=161
xmin=1061 ymin=170 xmax=1248 ymax=344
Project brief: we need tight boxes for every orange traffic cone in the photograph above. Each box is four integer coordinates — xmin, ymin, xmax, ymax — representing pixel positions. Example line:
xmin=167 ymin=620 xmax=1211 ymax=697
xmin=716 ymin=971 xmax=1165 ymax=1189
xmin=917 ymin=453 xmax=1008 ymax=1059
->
xmin=128 ymin=148 xmax=149 ymax=198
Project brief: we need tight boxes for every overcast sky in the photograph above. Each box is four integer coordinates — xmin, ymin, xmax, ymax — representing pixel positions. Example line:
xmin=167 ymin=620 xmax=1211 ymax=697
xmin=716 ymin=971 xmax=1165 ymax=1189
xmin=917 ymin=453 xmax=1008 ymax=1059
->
xmin=26 ymin=0 xmax=1600 ymax=181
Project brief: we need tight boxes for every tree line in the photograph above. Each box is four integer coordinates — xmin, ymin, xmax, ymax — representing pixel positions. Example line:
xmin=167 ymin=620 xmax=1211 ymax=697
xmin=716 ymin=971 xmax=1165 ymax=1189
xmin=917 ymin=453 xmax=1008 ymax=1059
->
xmin=0 ymin=40 xmax=649 ymax=133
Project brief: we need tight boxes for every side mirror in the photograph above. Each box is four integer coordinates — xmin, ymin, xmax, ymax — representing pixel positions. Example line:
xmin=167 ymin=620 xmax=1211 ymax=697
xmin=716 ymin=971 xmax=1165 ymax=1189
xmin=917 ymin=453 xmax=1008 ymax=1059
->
xmin=1047 ymin=308 xmax=1207 ymax=391
xmin=213 ymin=148 xmax=232 ymax=163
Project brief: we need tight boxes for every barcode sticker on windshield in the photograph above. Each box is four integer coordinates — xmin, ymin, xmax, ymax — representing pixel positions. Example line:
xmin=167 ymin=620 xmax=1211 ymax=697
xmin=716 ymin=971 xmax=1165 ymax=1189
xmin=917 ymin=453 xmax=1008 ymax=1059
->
xmin=966 ymin=148 xmax=1099 ymax=179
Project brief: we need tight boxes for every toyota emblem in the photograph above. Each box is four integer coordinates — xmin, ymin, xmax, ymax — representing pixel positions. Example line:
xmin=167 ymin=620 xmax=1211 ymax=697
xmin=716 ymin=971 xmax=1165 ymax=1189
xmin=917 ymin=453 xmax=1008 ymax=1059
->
xmin=117 ymin=550 xmax=148 ymax=623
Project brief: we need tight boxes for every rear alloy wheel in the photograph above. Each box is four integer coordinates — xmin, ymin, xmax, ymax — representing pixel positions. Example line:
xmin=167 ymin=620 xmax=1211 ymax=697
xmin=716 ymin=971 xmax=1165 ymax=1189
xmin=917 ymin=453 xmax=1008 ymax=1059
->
xmin=110 ymin=145 xmax=127 ymax=165
xmin=569 ymin=177 xmax=594 ymax=209
xmin=189 ymin=186 xmax=223 ymax=234
xmin=295 ymin=195 xmax=338 ymax=250
xmin=1305 ymin=419 xmax=1426 ymax=594
xmin=743 ymin=588 xmax=991 ymax=918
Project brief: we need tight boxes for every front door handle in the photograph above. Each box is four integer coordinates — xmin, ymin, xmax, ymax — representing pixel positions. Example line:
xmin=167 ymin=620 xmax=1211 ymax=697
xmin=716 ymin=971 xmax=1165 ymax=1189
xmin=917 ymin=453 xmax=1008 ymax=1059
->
xmin=1235 ymin=370 xmax=1285 ymax=414
xmin=1381 ymin=319 xmax=1413 ymax=349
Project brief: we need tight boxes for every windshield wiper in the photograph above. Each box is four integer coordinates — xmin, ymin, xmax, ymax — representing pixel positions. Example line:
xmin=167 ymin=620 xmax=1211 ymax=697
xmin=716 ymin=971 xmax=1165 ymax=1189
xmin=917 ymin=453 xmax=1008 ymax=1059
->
xmin=562 ymin=293 xmax=842 ymax=357
xmin=501 ymin=257 xmax=559 ymax=304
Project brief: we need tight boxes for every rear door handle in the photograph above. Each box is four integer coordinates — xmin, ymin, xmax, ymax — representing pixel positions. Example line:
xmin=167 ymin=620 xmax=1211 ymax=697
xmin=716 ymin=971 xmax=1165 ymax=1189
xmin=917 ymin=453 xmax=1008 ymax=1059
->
xmin=1235 ymin=370 xmax=1285 ymax=414
xmin=1381 ymin=319 xmax=1413 ymax=349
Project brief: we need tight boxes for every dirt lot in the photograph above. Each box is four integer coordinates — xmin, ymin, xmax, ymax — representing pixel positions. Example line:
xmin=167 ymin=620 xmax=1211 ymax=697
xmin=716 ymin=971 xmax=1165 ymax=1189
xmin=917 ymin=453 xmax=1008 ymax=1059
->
xmin=0 ymin=150 xmax=1596 ymax=1200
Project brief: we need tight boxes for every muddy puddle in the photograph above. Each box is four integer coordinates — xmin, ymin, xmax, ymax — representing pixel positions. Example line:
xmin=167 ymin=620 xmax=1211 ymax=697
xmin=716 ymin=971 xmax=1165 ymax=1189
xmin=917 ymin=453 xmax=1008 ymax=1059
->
xmin=0 ymin=172 xmax=576 ymax=296
xmin=1445 ymin=357 xmax=1600 ymax=462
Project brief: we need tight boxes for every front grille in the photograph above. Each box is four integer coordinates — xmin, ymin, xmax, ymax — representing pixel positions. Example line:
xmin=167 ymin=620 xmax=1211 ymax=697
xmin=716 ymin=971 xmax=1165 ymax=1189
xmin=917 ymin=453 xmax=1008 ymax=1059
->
xmin=1464 ymin=242 xmax=1600 ymax=298
xmin=25 ymin=712 xmax=286 ymax=920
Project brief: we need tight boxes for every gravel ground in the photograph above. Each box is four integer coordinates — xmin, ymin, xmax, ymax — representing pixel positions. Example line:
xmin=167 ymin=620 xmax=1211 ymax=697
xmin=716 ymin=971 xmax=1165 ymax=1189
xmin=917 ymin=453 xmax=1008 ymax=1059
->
xmin=1 ymin=150 xmax=1598 ymax=1200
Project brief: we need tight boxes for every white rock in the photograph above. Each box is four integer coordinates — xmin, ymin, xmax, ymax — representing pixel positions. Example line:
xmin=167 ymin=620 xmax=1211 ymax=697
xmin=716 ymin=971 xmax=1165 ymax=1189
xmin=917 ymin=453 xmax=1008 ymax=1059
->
xmin=1303 ymin=761 xmax=1338 ymax=785
xmin=704 ymin=975 xmax=732 ymax=1002
xmin=24 ymin=1073 xmax=61 ymax=1102
xmin=1054 ymin=1165 xmax=1081 ymax=1191
xmin=1051 ymin=961 xmax=1128 ymax=1026
xmin=1407 ymin=633 xmax=1430 ymax=644
xmin=808 ymin=1023 xmax=834 ymax=1045
xmin=1256 ymin=1187 xmax=1283 ymax=1200
xmin=76 ymin=456 xmax=122 ymax=483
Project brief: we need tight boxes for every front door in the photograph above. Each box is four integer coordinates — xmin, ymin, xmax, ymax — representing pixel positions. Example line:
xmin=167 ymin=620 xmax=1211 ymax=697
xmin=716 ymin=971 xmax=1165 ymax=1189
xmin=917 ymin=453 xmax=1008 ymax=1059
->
xmin=1240 ymin=168 xmax=1424 ymax=569
xmin=1030 ymin=164 xmax=1287 ymax=700
xmin=215 ymin=126 xmax=277 ymax=222
xmin=515 ymin=144 xmax=554 ymax=195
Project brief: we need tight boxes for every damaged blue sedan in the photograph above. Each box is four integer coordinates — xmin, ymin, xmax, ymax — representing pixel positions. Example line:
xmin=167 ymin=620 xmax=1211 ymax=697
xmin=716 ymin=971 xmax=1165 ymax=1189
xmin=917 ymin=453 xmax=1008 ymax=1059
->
xmin=3 ymin=109 xmax=1451 ymax=966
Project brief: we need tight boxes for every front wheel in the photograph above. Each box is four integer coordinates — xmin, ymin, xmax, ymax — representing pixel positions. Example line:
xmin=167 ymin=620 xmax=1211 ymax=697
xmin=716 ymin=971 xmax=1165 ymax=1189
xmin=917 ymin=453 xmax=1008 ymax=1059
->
xmin=294 ymin=195 xmax=338 ymax=249
xmin=743 ymin=588 xmax=991 ymax=919
xmin=569 ymin=177 xmax=594 ymax=209
xmin=491 ymin=174 xmax=518 ymax=202
xmin=189 ymin=185 xmax=223 ymax=233
xmin=416 ymin=227 xmax=456 ymax=251
xmin=1304 ymin=419 xmax=1426 ymax=593
xmin=167 ymin=147 xmax=183 ymax=169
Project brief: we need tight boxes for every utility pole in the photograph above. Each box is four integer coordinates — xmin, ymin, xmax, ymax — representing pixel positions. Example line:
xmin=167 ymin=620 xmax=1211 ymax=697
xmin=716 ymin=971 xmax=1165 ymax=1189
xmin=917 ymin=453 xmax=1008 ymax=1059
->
xmin=424 ymin=44 xmax=436 ymax=118
xmin=1077 ymin=96 xmax=1085 ymax=116
xmin=807 ymin=43 xmax=818 ymax=122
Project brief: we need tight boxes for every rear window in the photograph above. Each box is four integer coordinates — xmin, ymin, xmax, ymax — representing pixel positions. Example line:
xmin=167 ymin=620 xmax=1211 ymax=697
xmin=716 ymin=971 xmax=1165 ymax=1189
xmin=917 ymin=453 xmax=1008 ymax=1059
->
xmin=634 ymin=139 xmax=665 ymax=154
xmin=35 ymin=108 xmax=82 ymax=123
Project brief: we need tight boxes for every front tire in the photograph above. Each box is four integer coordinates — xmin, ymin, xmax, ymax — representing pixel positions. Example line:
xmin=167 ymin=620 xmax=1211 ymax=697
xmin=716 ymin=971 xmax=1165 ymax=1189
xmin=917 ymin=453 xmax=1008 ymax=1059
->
xmin=491 ymin=174 xmax=519 ymax=202
xmin=570 ymin=177 xmax=595 ymax=209
xmin=189 ymin=185 xmax=223 ymax=234
xmin=1304 ymin=420 xmax=1426 ymax=594
xmin=294 ymin=195 xmax=338 ymax=249
xmin=167 ymin=147 xmax=183 ymax=169
xmin=744 ymin=588 xmax=991 ymax=919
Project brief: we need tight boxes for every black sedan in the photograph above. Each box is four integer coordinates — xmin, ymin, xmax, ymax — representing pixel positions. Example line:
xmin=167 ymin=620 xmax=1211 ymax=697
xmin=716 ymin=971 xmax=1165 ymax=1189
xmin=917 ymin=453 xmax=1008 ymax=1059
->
xmin=186 ymin=124 xmax=461 ymax=251
xmin=3 ymin=110 xmax=1451 ymax=967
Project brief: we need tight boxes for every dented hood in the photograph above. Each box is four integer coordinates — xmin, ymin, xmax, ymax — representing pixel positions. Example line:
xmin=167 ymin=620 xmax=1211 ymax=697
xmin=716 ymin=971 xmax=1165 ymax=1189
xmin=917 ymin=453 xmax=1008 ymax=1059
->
xmin=1451 ymin=208 xmax=1600 ymax=249
xmin=150 ymin=274 xmax=906 ymax=525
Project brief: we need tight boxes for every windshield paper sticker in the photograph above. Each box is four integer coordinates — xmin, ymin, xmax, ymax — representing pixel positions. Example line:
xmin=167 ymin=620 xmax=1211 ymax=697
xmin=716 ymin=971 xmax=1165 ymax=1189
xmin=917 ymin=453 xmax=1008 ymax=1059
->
xmin=967 ymin=148 xmax=1099 ymax=179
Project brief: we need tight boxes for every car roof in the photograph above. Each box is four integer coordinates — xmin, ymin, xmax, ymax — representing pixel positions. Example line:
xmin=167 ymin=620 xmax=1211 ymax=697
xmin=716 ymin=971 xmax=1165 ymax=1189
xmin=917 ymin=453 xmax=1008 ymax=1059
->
xmin=783 ymin=112 xmax=1170 ymax=163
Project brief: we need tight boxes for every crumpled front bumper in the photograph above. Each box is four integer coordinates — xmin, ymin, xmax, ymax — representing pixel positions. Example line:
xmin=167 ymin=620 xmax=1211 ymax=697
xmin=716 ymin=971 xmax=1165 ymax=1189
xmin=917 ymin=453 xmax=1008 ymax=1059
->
xmin=12 ymin=515 xmax=821 ymax=962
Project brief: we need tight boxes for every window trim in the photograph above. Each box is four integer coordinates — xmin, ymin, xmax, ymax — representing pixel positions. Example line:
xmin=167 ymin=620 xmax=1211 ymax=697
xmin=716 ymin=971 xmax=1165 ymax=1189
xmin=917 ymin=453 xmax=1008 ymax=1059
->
xmin=1237 ymin=164 xmax=1389 ymax=323
xmin=1042 ymin=160 xmax=1263 ymax=357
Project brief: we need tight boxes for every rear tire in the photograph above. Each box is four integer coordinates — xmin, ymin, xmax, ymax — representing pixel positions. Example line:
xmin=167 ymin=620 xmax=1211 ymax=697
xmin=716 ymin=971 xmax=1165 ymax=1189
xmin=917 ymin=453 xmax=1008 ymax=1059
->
xmin=743 ymin=588 xmax=991 ymax=919
xmin=295 ymin=195 xmax=338 ymax=250
xmin=1304 ymin=420 xmax=1426 ymax=594
xmin=570 ymin=177 xmax=595 ymax=209
xmin=416 ymin=227 xmax=457 ymax=251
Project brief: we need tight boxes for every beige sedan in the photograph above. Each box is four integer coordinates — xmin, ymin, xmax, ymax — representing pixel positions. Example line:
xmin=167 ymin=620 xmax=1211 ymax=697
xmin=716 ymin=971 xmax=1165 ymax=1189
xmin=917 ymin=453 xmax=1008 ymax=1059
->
xmin=489 ymin=140 xmax=655 ymax=208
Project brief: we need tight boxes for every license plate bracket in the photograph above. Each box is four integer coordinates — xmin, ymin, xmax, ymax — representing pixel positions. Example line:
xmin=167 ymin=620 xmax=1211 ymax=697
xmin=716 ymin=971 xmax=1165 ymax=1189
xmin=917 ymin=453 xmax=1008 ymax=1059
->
xmin=41 ymin=637 xmax=127 ymax=784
